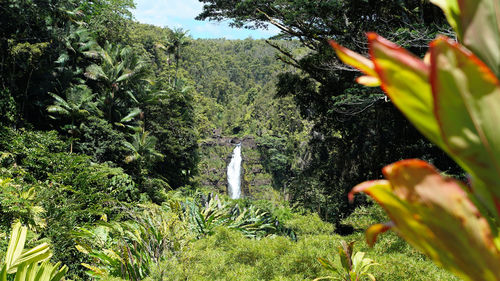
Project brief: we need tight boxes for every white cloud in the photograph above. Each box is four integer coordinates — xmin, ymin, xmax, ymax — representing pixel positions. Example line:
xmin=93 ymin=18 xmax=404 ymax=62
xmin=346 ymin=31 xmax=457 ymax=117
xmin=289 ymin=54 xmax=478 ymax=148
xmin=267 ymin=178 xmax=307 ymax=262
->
xmin=132 ymin=0 xmax=280 ymax=39
xmin=134 ymin=0 xmax=202 ymax=21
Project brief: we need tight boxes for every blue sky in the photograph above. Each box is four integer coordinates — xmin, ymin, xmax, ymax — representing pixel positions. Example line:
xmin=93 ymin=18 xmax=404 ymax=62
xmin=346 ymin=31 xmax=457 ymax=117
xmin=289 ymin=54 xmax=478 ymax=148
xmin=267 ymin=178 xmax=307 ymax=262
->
xmin=132 ymin=0 xmax=279 ymax=39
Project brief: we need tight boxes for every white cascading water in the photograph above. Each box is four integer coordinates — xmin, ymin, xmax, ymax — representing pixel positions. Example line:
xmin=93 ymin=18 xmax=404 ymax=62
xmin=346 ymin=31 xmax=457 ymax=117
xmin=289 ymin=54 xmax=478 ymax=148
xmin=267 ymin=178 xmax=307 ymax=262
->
xmin=227 ymin=143 xmax=242 ymax=199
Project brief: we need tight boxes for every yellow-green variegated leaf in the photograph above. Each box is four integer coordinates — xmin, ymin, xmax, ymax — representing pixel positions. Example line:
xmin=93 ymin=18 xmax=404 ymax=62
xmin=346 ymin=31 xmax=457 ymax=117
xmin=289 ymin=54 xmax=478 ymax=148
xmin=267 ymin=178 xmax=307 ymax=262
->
xmin=329 ymin=40 xmax=381 ymax=87
xmin=366 ymin=33 xmax=445 ymax=149
xmin=431 ymin=0 xmax=500 ymax=77
xmin=365 ymin=223 xmax=392 ymax=247
xmin=350 ymin=159 xmax=500 ymax=281
xmin=430 ymin=36 xmax=500 ymax=217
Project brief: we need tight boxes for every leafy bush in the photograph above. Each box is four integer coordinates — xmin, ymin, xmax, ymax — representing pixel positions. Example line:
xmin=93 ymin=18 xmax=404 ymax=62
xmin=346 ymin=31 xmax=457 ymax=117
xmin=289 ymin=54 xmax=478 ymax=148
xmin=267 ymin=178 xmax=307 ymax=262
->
xmin=0 ymin=127 xmax=144 ymax=278
xmin=76 ymin=116 xmax=128 ymax=165
xmin=0 ymin=178 xmax=46 ymax=231
xmin=74 ymin=203 xmax=190 ymax=280
xmin=151 ymin=226 xmax=455 ymax=281
xmin=284 ymin=212 xmax=334 ymax=236
xmin=140 ymin=177 xmax=170 ymax=204
xmin=0 ymin=128 xmax=66 ymax=181
xmin=0 ymin=89 xmax=17 ymax=127
xmin=341 ymin=203 xmax=387 ymax=231
xmin=315 ymin=240 xmax=378 ymax=281
xmin=181 ymin=193 xmax=283 ymax=239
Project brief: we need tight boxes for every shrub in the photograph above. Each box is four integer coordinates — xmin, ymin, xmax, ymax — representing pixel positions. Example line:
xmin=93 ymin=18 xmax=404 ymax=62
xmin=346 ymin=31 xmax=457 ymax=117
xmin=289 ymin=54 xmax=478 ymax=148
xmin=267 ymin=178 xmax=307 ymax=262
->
xmin=285 ymin=212 xmax=334 ymax=236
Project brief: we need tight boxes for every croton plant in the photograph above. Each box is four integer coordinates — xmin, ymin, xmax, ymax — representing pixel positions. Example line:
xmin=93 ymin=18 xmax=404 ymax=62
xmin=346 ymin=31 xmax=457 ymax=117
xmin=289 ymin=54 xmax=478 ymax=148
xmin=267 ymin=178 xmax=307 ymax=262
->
xmin=331 ymin=1 xmax=500 ymax=281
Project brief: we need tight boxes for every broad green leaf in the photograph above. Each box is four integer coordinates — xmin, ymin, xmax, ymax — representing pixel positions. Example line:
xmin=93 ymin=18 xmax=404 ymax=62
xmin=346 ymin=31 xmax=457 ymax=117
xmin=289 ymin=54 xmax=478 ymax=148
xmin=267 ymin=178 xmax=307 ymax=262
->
xmin=120 ymin=107 xmax=141 ymax=123
xmin=81 ymin=263 xmax=107 ymax=276
xmin=431 ymin=0 xmax=500 ymax=77
xmin=13 ymin=262 xmax=27 ymax=281
xmin=430 ymin=36 xmax=500 ymax=216
xmin=49 ymin=263 xmax=68 ymax=281
xmin=12 ymin=243 xmax=51 ymax=271
xmin=84 ymin=64 xmax=108 ymax=81
xmin=5 ymin=222 xmax=26 ymax=273
xmin=2 ymin=223 xmax=66 ymax=280
xmin=311 ymin=277 xmax=337 ymax=281
xmin=350 ymin=159 xmax=500 ymax=281
xmin=34 ymin=261 xmax=51 ymax=281
xmin=366 ymin=33 xmax=445 ymax=149
xmin=351 ymin=252 xmax=365 ymax=273
xmin=0 ymin=266 xmax=6 ymax=281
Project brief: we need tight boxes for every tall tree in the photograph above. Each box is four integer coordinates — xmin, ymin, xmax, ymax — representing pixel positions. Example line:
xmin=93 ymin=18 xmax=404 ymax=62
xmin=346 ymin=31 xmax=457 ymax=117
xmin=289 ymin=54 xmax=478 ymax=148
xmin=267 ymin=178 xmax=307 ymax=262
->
xmin=167 ymin=28 xmax=191 ymax=88
xmin=123 ymin=126 xmax=164 ymax=176
xmin=84 ymin=43 xmax=149 ymax=125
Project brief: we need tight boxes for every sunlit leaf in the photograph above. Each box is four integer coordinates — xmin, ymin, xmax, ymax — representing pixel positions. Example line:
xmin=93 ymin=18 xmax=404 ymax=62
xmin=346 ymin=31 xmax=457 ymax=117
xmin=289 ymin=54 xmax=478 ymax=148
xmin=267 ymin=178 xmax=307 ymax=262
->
xmin=430 ymin=36 xmax=500 ymax=217
xmin=350 ymin=159 xmax=500 ymax=281
xmin=328 ymin=40 xmax=379 ymax=79
xmin=431 ymin=0 xmax=500 ymax=76
xmin=366 ymin=33 xmax=445 ymax=149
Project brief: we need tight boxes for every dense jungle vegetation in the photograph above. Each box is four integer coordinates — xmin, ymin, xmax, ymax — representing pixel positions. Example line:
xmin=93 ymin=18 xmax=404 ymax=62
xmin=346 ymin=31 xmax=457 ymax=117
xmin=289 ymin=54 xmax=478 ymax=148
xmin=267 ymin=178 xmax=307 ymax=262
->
xmin=0 ymin=0 xmax=465 ymax=280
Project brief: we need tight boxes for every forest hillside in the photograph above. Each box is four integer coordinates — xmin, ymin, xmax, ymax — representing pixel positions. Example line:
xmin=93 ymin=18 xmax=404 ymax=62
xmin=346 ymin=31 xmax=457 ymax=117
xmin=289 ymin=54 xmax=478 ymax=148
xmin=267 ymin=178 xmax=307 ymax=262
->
xmin=0 ymin=0 xmax=471 ymax=280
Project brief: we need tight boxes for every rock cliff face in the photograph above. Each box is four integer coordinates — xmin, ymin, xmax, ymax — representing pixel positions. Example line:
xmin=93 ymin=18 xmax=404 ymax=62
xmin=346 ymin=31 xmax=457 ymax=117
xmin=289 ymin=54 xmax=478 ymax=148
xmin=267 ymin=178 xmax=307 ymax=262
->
xmin=199 ymin=135 xmax=257 ymax=148
xmin=196 ymin=135 xmax=273 ymax=199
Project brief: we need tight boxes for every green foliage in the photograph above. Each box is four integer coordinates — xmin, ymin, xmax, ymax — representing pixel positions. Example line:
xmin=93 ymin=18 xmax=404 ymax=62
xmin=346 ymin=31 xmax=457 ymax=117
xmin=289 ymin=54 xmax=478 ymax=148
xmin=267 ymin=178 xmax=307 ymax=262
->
xmin=0 ymin=89 xmax=17 ymax=127
xmin=0 ymin=222 xmax=67 ymax=281
xmin=123 ymin=127 xmax=164 ymax=176
xmin=0 ymin=129 xmax=67 ymax=181
xmin=341 ymin=203 xmax=388 ymax=232
xmin=0 ymin=178 xmax=46 ymax=231
xmin=84 ymin=42 xmax=149 ymax=125
xmin=74 ymin=203 xmax=190 ymax=280
xmin=80 ymin=0 xmax=136 ymax=44
xmin=284 ymin=212 xmax=334 ymax=237
xmin=140 ymin=178 xmax=170 ymax=204
xmin=47 ymin=84 xmax=96 ymax=152
xmin=314 ymin=240 xmax=378 ymax=281
xmin=0 ymin=1 xmax=483 ymax=280
xmin=145 ymin=90 xmax=199 ymax=188
xmin=76 ymin=116 xmax=128 ymax=164
xmin=0 ymin=127 xmax=141 ymax=278
xmin=148 ymin=225 xmax=455 ymax=281
xmin=182 ymin=194 xmax=282 ymax=239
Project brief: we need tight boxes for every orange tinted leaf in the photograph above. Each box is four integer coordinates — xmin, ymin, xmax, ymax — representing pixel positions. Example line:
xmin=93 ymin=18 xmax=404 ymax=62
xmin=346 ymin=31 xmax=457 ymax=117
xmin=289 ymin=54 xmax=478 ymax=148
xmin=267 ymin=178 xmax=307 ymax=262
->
xmin=365 ymin=223 xmax=392 ymax=247
xmin=352 ymin=159 xmax=500 ymax=281
xmin=329 ymin=40 xmax=378 ymax=78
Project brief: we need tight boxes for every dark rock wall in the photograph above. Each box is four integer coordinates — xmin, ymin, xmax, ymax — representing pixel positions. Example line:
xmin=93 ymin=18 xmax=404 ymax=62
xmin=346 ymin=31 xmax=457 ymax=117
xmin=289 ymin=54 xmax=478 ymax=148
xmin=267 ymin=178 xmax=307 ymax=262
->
xmin=196 ymin=135 xmax=273 ymax=199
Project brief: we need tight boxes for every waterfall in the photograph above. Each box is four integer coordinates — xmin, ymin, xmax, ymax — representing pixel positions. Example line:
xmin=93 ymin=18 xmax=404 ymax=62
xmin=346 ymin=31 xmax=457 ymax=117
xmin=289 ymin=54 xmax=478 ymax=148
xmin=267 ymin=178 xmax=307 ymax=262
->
xmin=227 ymin=143 xmax=242 ymax=199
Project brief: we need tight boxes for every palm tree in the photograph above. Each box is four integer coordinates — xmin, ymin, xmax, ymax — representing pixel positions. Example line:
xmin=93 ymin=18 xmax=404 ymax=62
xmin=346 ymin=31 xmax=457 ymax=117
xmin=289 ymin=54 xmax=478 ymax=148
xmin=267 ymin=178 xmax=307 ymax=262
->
xmin=167 ymin=28 xmax=190 ymax=88
xmin=84 ymin=42 xmax=149 ymax=125
xmin=47 ymin=84 xmax=95 ymax=153
xmin=123 ymin=127 xmax=164 ymax=175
